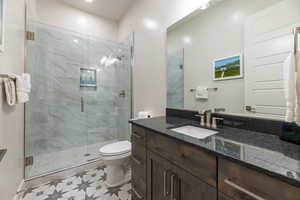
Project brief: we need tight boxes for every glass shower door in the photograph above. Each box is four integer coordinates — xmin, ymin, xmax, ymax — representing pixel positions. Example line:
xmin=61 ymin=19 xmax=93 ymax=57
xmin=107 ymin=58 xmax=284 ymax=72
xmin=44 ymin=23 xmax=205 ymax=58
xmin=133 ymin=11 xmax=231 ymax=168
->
xmin=83 ymin=38 xmax=132 ymax=162
xmin=167 ymin=49 xmax=184 ymax=109
xmin=25 ymin=21 xmax=132 ymax=179
xmin=25 ymin=22 xmax=90 ymax=178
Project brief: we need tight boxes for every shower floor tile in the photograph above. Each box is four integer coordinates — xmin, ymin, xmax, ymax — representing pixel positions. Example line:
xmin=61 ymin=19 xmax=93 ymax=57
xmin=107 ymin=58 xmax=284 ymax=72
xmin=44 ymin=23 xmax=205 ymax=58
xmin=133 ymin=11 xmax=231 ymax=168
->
xmin=26 ymin=140 xmax=118 ymax=178
xmin=21 ymin=165 xmax=131 ymax=200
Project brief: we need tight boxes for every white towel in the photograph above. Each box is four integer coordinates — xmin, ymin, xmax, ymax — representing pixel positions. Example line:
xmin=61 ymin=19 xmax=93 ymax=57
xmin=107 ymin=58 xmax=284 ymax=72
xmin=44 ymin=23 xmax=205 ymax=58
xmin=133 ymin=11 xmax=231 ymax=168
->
xmin=195 ymin=86 xmax=208 ymax=100
xmin=283 ymin=52 xmax=300 ymax=123
xmin=16 ymin=73 xmax=31 ymax=103
xmin=3 ymin=76 xmax=17 ymax=106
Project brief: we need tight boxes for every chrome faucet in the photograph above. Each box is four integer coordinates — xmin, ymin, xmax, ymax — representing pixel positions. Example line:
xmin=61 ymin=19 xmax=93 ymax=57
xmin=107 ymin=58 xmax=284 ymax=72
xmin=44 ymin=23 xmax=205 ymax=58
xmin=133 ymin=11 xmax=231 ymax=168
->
xmin=194 ymin=111 xmax=205 ymax=126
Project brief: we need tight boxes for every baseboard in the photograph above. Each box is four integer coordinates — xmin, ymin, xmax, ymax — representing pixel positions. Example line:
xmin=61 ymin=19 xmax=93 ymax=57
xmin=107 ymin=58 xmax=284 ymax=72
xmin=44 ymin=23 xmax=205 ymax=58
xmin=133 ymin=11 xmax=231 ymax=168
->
xmin=12 ymin=179 xmax=25 ymax=200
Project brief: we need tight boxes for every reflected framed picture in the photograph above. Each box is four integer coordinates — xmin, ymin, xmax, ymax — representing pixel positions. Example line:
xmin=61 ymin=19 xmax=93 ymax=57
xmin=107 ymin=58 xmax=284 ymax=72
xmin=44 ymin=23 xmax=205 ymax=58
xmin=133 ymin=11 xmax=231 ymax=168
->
xmin=213 ymin=54 xmax=243 ymax=81
xmin=80 ymin=68 xmax=97 ymax=87
xmin=0 ymin=0 xmax=4 ymax=52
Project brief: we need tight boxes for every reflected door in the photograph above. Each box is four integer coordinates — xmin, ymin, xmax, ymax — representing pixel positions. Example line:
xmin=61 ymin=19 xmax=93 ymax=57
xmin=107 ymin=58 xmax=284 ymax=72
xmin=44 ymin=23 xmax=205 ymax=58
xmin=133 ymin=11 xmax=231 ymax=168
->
xmin=244 ymin=0 xmax=300 ymax=119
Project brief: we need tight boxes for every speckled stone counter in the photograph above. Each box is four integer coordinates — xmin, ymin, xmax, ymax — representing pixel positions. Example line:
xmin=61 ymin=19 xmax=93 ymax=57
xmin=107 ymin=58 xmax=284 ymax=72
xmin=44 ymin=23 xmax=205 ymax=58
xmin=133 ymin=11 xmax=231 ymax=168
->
xmin=130 ymin=116 xmax=300 ymax=187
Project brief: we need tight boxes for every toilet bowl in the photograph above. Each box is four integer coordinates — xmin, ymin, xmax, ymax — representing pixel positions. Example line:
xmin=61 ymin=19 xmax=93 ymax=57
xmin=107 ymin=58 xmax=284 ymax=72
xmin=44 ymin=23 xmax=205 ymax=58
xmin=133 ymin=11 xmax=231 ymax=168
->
xmin=99 ymin=141 xmax=131 ymax=187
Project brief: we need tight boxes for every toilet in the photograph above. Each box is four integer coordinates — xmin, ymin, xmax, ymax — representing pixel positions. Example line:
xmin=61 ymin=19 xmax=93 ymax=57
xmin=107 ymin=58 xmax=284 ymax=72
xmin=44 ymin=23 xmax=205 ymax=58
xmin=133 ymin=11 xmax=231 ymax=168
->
xmin=99 ymin=140 xmax=131 ymax=187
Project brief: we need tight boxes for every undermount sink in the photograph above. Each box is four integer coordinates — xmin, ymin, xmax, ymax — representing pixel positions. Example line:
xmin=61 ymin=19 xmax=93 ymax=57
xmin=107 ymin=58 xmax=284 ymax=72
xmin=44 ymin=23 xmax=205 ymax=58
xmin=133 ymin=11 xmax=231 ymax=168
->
xmin=170 ymin=125 xmax=218 ymax=139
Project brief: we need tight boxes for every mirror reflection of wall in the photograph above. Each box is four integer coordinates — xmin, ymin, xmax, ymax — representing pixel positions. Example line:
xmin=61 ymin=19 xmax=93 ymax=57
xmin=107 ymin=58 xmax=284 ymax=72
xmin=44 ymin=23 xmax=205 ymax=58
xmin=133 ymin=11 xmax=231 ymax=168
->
xmin=167 ymin=0 xmax=300 ymax=120
xmin=167 ymin=49 xmax=184 ymax=109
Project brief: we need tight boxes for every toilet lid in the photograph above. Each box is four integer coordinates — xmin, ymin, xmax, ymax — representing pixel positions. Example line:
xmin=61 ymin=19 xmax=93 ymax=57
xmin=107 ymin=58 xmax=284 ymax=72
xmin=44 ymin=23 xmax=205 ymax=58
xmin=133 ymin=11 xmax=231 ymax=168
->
xmin=99 ymin=141 xmax=131 ymax=156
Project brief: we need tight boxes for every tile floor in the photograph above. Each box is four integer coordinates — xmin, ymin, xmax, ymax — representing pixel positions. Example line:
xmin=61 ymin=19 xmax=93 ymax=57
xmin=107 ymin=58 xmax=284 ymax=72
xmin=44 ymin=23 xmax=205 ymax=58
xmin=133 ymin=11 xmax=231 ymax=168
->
xmin=21 ymin=165 xmax=131 ymax=200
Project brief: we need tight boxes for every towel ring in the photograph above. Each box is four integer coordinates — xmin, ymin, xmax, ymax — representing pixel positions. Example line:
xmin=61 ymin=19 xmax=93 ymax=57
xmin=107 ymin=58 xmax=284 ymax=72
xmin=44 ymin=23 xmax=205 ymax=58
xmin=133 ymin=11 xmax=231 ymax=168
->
xmin=0 ymin=74 xmax=16 ymax=79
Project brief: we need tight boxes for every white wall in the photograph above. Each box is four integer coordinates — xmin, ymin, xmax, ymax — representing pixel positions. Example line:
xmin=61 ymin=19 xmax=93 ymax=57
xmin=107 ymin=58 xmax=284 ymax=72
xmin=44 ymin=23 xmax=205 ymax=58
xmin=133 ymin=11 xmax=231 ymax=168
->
xmin=119 ymin=0 xmax=214 ymax=117
xmin=119 ymin=0 xmax=285 ymax=116
xmin=167 ymin=0 xmax=281 ymax=113
xmin=0 ymin=0 xmax=25 ymax=199
xmin=28 ymin=0 xmax=119 ymax=41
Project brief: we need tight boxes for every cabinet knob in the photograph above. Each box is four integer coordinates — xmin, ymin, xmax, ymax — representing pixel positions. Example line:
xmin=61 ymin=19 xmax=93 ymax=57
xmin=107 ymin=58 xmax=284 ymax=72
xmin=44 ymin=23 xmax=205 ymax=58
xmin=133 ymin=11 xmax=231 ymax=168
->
xmin=171 ymin=174 xmax=176 ymax=200
xmin=164 ymin=170 xmax=170 ymax=197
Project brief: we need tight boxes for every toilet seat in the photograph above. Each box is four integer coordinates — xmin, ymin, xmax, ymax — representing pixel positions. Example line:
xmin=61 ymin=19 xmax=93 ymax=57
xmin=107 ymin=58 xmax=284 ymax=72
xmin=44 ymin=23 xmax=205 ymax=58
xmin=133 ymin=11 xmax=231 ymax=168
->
xmin=99 ymin=141 xmax=131 ymax=156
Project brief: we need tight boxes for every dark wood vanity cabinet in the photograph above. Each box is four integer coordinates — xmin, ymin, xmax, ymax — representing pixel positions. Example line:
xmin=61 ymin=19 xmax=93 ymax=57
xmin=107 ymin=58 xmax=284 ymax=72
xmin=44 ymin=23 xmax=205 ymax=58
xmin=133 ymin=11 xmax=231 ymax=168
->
xmin=131 ymin=125 xmax=217 ymax=200
xmin=218 ymin=158 xmax=300 ymax=200
xmin=147 ymin=151 xmax=217 ymax=200
xmin=131 ymin=124 xmax=300 ymax=200
xmin=219 ymin=193 xmax=233 ymax=200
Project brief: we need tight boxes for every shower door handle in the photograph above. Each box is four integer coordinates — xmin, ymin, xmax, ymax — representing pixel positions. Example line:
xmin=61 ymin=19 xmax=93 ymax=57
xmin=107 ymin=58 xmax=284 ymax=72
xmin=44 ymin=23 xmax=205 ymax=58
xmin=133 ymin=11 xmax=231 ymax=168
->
xmin=119 ymin=90 xmax=126 ymax=98
xmin=81 ymin=97 xmax=84 ymax=112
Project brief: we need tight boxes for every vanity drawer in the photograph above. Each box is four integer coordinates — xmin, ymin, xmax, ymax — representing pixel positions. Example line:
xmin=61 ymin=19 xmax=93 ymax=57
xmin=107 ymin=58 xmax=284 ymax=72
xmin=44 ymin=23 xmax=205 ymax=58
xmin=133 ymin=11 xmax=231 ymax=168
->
xmin=132 ymin=142 xmax=146 ymax=180
xmin=132 ymin=142 xmax=147 ymax=198
xmin=147 ymin=130 xmax=217 ymax=187
xmin=131 ymin=125 xmax=146 ymax=146
xmin=218 ymin=158 xmax=300 ymax=200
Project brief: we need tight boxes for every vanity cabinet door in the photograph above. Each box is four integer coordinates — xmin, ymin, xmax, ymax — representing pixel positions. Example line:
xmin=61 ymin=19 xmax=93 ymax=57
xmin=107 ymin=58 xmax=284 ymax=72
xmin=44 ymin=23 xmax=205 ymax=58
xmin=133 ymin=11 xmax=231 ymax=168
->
xmin=178 ymin=166 xmax=217 ymax=200
xmin=219 ymin=193 xmax=233 ymax=200
xmin=147 ymin=151 xmax=172 ymax=200
xmin=147 ymin=151 xmax=217 ymax=200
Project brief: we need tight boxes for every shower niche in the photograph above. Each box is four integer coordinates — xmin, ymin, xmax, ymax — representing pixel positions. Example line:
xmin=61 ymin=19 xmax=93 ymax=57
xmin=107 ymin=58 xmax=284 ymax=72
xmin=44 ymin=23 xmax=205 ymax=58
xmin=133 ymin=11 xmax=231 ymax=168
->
xmin=80 ymin=68 xmax=97 ymax=88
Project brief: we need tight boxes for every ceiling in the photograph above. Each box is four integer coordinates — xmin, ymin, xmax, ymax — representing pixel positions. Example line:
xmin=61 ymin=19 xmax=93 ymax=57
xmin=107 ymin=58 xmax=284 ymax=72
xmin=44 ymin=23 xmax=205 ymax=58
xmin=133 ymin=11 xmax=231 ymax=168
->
xmin=61 ymin=0 xmax=136 ymax=21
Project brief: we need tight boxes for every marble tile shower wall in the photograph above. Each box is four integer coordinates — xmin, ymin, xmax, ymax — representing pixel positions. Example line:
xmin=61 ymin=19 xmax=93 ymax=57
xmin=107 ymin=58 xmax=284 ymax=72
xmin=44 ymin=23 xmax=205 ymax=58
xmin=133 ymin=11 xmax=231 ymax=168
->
xmin=25 ymin=22 xmax=131 ymax=158
xmin=167 ymin=49 xmax=184 ymax=109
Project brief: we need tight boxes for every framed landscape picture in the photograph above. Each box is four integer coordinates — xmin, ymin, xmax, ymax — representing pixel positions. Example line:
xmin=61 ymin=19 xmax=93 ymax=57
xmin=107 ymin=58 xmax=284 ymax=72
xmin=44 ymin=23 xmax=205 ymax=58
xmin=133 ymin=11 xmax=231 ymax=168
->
xmin=213 ymin=54 xmax=243 ymax=81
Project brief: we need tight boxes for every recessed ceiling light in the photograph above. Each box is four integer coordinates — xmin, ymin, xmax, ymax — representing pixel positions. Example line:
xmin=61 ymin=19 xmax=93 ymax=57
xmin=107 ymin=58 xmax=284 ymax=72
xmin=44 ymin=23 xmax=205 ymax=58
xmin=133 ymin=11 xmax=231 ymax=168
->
xmin=198 ymin=0 xmax=211 ymax=10
xmin=183 ymin=36 xmax=192 ymax=44
xmin=143 ymin=18 xmax=158 ymax=30
xmin=85 ymin=0 xmax=93 ymax=3
xmin=77 ymin=17 xmax=87 ymax=25
xmin=199 ymin=2 xmax=210 ymax=10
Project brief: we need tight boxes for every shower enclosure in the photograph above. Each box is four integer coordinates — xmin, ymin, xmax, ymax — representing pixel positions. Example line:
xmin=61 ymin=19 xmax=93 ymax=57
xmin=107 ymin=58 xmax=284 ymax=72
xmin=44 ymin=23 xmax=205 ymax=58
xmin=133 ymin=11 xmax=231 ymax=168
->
xmin=25 ymin=22 xmax=132 ymax=179
xmin=167 ymin=49 xmax=184 ymax=109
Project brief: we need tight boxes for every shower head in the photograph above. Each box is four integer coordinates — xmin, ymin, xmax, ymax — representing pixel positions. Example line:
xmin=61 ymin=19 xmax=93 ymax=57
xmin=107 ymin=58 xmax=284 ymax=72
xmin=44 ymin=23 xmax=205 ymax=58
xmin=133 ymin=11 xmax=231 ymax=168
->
xmin=100 ymin=55 xmax=121 ymax=67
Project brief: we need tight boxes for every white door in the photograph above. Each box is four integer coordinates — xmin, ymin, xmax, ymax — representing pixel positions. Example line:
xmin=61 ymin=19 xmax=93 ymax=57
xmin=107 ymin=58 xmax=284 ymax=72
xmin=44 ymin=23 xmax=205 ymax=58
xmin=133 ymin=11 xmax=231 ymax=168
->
xmin=244 ymin=0 xmax=300 ymax=119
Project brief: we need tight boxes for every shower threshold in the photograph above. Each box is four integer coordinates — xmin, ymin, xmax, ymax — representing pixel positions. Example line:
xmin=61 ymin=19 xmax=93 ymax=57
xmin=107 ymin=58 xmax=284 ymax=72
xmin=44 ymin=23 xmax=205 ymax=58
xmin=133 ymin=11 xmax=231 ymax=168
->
xmin=25 ymin=140 xmax=118 ymax=180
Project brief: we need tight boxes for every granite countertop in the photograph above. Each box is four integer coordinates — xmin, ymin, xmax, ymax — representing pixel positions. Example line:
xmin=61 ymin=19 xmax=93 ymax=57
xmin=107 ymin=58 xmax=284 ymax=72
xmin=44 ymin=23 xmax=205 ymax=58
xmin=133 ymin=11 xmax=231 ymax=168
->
xmin=130 ymin=116 xmax=300 ymax=187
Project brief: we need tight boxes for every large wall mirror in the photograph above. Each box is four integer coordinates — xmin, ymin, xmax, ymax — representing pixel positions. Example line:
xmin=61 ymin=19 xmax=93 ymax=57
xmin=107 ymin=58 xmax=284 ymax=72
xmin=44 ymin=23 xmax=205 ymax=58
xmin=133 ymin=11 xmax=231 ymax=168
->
xmin=167 ymin=0 xmax=300 ymax=120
